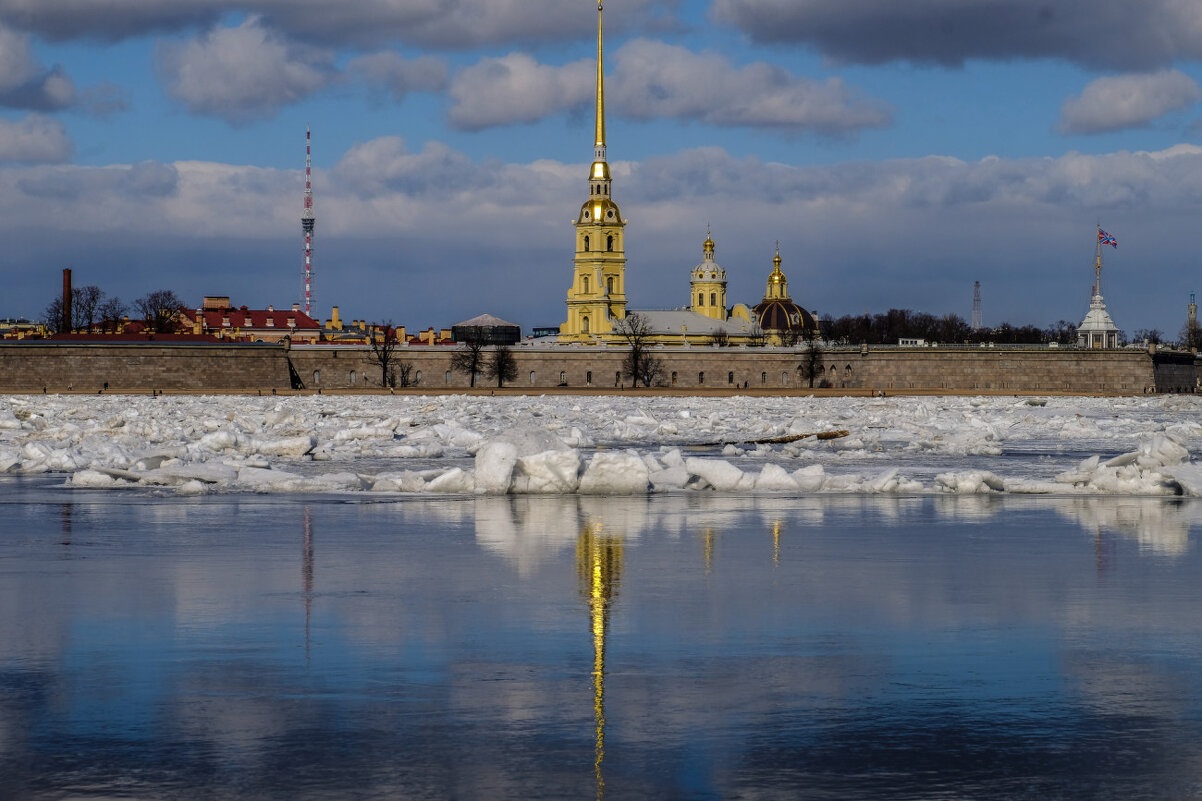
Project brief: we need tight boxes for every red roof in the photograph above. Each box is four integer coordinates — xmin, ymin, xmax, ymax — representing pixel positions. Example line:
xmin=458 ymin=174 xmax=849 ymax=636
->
xmin=190 ymin=306 xmax=321 ymax=331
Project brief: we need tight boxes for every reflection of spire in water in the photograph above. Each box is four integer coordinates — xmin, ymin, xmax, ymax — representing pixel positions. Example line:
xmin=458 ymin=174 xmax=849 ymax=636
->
xmin=303 ymin=506 xmax=314 ymax=663
xmin=771 ymin=520 xmax=782 ymax=566
xmin=576 ymin=522 xmax=623 ymax=801
xmin=58 ymin=503 xmax=73 ymax=552
xmin=702 ymin=527 xmax=717 ymax=574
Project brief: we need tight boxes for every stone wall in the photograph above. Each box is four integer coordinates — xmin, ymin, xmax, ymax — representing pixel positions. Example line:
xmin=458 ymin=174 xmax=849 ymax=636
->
xmin=0 ymin=341 xmax=1196 ymax=394
xmin=0 ymin=342 xmax=291 ymax=392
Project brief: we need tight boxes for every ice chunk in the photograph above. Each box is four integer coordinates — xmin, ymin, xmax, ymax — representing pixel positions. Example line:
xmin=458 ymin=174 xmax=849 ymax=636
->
xmin=425 ymin=468 xmax=475 ymax=493
xmin=251 ymin=436 xmax=316 ymax=457
xmin=649 ymin=467 xmax=690 ymax=491
xmin=792 ymin=464 xmax=825 ymax=492
xmin=67 ymin=469 xmax=129 ymax=488
xmin=935 ymin=471 xmax=1004 ymax=493
xmin=475 ymin=440 xmax=518 ymax=494
xmin=579 ymin=451 xmax=649 ymax=494
xmin=685 ymin=458 xmax=745 ymax=492
xmin=514 ymin=449 xmax=581 ymax=494
xmin=1162 ymin=464 xmax=1202 ymax=497
xmin=755 ymin=463 xmax=798 ymax=491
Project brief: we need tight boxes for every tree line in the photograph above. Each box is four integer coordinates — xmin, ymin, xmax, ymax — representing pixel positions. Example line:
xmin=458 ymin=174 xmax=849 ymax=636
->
xmin=45 ymin=286 xmax=186 ymax=335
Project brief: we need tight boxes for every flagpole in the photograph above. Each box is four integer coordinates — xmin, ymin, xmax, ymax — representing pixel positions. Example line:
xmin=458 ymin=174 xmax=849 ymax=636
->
xmin=1095 ymin=224 xmax=1103 ymax=297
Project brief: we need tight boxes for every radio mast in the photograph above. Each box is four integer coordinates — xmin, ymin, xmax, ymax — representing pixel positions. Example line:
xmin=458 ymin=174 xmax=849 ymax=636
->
xmin=971 ymin=281 xmax=982 ymax=329
xmin=301 ymin=127 xmax=316 ymax=317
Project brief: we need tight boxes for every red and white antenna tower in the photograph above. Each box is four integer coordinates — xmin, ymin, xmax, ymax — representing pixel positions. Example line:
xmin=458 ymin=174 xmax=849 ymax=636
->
xmin=971 ymin=280 xmax=982 ymax=329
xmin=301 ymin=127 xmax=316 ymax=317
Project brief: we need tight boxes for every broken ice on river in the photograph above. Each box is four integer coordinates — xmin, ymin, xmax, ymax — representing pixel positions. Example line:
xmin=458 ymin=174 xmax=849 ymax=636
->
xmin=1 ymin=394 xmax=1201 ymax=498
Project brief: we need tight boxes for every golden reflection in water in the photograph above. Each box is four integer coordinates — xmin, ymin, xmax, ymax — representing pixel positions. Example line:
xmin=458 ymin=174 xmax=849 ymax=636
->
xmin=303 ymin=506 xmax=314 ymax=664
xmin=576 ymin=523 xmax=623 ymax=801
xmin=771 ymin=520 xmax=782 ymax=566
xmin=702 ymin=527 xmax=716 ymax=574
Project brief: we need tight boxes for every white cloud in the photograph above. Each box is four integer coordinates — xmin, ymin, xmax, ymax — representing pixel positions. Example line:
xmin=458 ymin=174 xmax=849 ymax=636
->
xmin=0 ymin=114 xmax=71 ymax=162
xmin=1059 ymin=71 xmax=1202 ymax=135
xmin=448 ymin=40 xmax=891 ymax=134
xmin=348 ymin=51 xmax=448 ymax=103
xmin=711 ymin=0 xmax=1202 ymax=71
xmin=0 ymin=0 xmax=675 ymax=49
xmin=0 ymin=22 xmax=75 ymax=109
xmin=156 ymin=16 xmax=335 ymax=122
xmin=448 ymin=54 xmax=593 ymax=131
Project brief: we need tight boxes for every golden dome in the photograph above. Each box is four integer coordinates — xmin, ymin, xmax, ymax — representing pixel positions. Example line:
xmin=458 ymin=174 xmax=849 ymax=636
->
xmin=579 ymin=197 xmax=621 ymax=224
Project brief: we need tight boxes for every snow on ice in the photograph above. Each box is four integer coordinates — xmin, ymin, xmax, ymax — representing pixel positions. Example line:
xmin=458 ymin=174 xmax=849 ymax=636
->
xmin=0 ymin=393 xmax=1198 ymax=497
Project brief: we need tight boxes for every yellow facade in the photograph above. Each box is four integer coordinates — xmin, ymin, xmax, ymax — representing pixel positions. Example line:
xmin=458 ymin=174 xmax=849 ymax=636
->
xmin=560 ymin=2 xmax=627 ymax=343
xmin=689 ymin=232 xmax=727 ymax=321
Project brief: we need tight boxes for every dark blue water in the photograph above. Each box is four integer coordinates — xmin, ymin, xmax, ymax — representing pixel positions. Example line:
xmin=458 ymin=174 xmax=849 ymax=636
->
xmin=2 ymin=482 xmax=1202 ymax=799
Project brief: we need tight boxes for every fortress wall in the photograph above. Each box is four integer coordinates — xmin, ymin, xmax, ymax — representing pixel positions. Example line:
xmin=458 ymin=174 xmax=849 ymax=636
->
xmin=0 ymin=343 xmax=291 ymax=392
xmin=0 ymin=342 xmax=1192 ymax=394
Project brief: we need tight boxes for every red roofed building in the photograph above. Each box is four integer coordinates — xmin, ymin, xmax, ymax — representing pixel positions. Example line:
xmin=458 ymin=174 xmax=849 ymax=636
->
xmin=186 ymin=297 xmax=324 ymax=343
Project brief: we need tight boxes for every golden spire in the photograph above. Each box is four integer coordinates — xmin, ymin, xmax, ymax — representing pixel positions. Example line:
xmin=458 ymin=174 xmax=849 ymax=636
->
xmin=595 ymin=2 xmax=606 ymax=149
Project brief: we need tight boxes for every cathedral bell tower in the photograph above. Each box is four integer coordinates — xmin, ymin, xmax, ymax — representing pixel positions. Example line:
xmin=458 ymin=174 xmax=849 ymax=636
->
xmin=689 ymin=228 xmax=727 ymax=321
xmin=561 ymin=1 xmax=627 ymax=343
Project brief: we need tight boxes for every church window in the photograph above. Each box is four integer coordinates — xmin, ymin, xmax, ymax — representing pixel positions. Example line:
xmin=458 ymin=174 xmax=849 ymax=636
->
xmin=698 ymin=293 xmax=704 ymax=307
xmin=710 ymin=293 xmax=717 ymax=306
xmin=584 ymin=235 xmax=590 ymax=251
xmin=607 ymin=210 xmax=614 ymax=219
xmin=582 ymin=316 xmax=590 ymax=333
xmin=698 ymin=371 xmax=705 ymax=384
xmin=582 ymin=276 xmax=590 ymax=293
xmin=727 ymin=371 xmax=734 ymax=385
xmin=845 ymin=365 xmax=852 ymax=374
xmin=607 ymin=277 xmax=614 ymax=294
xmin=607 ymin=235 xmax=614 ymax=252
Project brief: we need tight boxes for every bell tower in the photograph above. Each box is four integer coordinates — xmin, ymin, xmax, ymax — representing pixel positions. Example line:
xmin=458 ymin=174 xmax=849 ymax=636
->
xmin=690 ymin=227 xmax=727 ymax=321
xmin=561 ymin=1 xmax=627 ymax=343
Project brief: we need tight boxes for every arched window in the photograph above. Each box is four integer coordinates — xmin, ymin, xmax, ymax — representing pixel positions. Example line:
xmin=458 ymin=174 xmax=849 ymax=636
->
xmin=584 ymin=235 xmax=590 ymax=252
xmin=607 ymin=235 xmax=614 ymax=252
xmin=671 ymin=371 xmax=678 ymax=385
xmin=586 ymin=370 xmax=593 ymax=386
xmin=615 ymin=371 xmax=621 ymax=386
xmin=582 ymin=276 xmax=590 ymax=293
xmin=710 ymin=292 xmax=717 ymax=306
xmin=845 ymin=364 xmax=852 ymax=374
xmin=445 ymin=370 xmax=451 ymax=384
xmin=607 ymin=277 xmax=614 ymax=294
xmin=530 ymin=370 xmax=536 ymax=385
xmin=727 ymin=371 xmax=734 ymax=385
xmin=582 ymin=315 xmax=590 ymax=333
xmin=781 ymin=371 xmax=788 ymax=385
xmin=312 ymin=370 xmax=320 ymax=385
xmin=415 ymin=371 xmax=422 ymax=384
xmin=698 ymin=293 xmax=704 ymax=307
xmin=349 ymin=370 xmax=356 ymax=386
xmin=559 ymin=371 xmax=566 ymax=385
xmin=761 ymin=371 xmax=767 ymax=384
xmin=698 ymin=371 xmax=705 ymax=384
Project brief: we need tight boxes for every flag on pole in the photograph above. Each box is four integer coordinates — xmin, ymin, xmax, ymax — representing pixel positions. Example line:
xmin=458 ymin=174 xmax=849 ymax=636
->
xmin=1098 ymin=228 xmax=1118 ymax=248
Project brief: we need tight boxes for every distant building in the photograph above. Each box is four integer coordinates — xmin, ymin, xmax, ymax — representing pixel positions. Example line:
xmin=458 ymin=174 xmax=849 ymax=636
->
xmin=452 ymin=313 xmax=521 ymax=345
xmin=187 ymin=297 xmax=323 ymax=343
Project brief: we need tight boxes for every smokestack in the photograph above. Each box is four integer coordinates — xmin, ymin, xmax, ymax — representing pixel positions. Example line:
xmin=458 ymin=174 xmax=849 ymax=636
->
xmin=61 ymin=268 xmax=72 ymax=334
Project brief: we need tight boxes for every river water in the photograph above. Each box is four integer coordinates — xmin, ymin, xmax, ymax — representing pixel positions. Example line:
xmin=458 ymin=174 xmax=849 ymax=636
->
xmin=3 ymin=481 xmax=1202 ymax=799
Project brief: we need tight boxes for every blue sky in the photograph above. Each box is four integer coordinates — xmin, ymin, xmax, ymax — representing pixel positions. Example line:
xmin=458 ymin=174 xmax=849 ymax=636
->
xmin=4 ymin=0 xmax=1202 ymax=337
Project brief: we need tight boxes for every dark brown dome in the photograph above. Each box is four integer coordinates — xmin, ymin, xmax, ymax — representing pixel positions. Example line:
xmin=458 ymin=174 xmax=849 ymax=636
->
xmin=753 ymin=299 xmax=815 ymax=332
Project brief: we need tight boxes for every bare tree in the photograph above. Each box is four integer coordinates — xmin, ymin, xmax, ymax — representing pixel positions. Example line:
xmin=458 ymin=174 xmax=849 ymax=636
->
xmin=134 ymin=290 xmax=185 ymax=333
xmin=395 ymin=360 xmax=415 ymax=387
xmin=711 ymin=328 xmax=729 ymax=347
xmin=798 ymin=325 xmax=823 ymax=388
xmin=74 ymin=285 xmax=104 ymax=332
xmin=43 ymin=297 xmax=65 ymax=334
xmin=485 ymin=345 xmax=518 ymax=388
xmin=614 ymin=312 xmax=665 ymax=387
xmin=747 ymin=324 xmax=767 ymax=347
xmin=368 ymin=323 xmax=402 ymax=387
xmin=450 ymin=336 xmax=486 ymax=387
xmin=779 ymin=326 xmax=801 ymax=347
xmin=1179 ymin=319 xmax=1200 ymax=351
xmin=99 ymin=296 xmax=129 ymax=333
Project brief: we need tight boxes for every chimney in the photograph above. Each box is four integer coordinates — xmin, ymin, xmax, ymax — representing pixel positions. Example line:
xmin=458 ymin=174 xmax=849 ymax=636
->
xmin=61 ymin=268 xmax=72 ymax=334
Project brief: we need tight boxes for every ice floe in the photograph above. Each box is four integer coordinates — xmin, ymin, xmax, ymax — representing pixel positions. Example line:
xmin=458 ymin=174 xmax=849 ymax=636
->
xmin=0 ymin=392 xmax=1198 ymax=497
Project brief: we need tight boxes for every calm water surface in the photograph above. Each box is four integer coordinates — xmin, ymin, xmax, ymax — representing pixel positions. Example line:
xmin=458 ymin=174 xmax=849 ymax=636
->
xmin=3 ymin=480 xmax=1202 ymax=800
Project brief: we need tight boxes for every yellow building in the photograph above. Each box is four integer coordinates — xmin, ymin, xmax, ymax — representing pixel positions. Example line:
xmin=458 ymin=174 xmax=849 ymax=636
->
xmin=560 ymin=1 xmax=627 ymax=343
xmin=558 ymin=3 xmax=818 ymax=349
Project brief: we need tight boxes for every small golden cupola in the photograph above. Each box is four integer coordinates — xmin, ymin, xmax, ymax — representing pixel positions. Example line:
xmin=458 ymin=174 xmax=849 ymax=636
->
xmin=690 ymin=226 xmax=727 ymax=321
xmin=753 ymin=244 xmax=816 ymax=342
